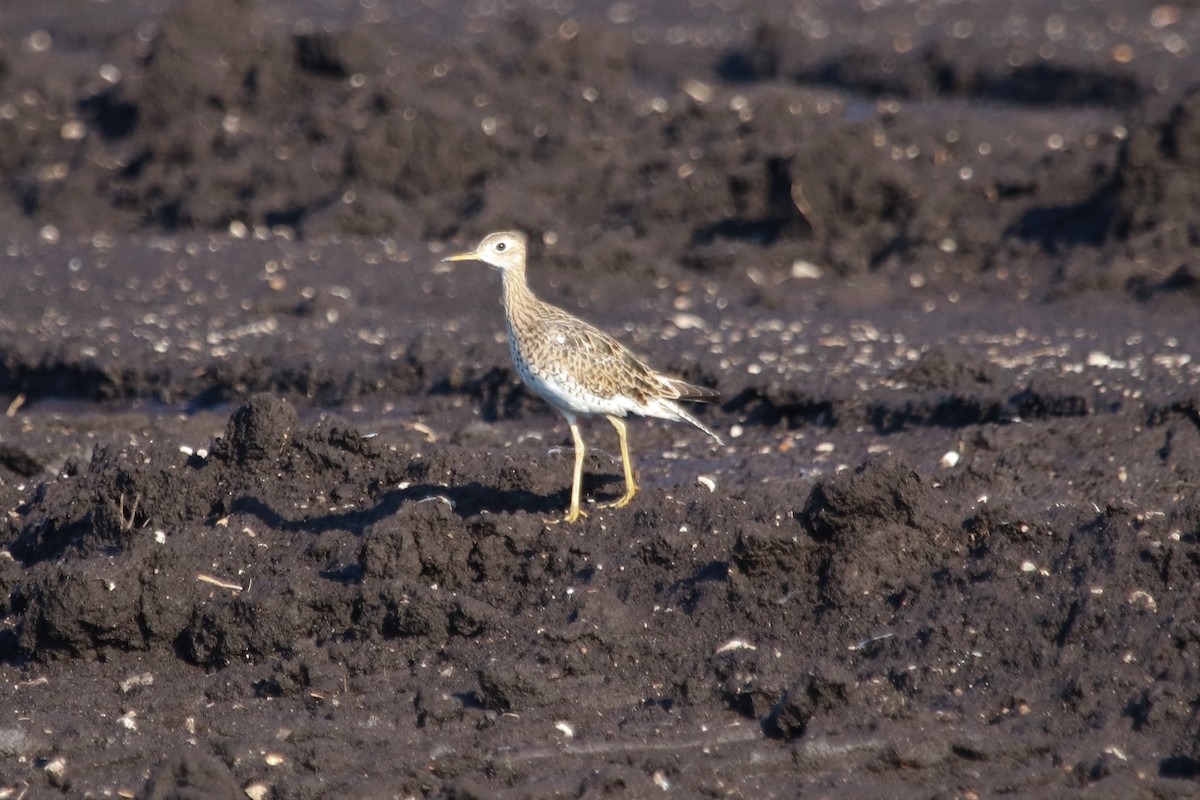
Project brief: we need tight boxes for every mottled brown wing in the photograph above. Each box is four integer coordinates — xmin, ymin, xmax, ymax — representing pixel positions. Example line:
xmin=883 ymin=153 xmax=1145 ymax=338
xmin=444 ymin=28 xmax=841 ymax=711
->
xmin=534 ymin=313 xmax=673 ymax=403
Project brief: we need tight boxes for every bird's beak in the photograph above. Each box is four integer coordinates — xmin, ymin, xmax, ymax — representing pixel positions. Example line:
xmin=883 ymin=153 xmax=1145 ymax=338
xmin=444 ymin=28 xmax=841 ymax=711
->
xmin=441 ymin=249 xmax=480 ymax=263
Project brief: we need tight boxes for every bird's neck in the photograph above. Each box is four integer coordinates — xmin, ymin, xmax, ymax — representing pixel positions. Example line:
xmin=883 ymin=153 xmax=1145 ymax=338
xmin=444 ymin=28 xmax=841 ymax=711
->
xmin=500 ymin=264 xmax=540 ymax=327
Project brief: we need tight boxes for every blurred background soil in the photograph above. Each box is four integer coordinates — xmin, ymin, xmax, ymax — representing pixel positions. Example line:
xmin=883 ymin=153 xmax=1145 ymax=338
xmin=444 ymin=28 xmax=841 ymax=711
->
xmin=1 ymin=0 xmax=1200 ymax=797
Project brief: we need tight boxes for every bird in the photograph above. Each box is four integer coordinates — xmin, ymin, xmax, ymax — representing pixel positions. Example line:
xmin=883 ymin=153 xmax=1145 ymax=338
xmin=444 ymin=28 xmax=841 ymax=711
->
xmin=442 ymin=231 xmax=722 ymax=523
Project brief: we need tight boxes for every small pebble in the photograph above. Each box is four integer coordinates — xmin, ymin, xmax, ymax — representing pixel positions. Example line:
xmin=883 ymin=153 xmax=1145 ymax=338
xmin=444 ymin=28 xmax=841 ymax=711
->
xmin=1127 ymin=590 xmax=1156 ymax=612
xmin=671 ymin=312 xmax=706 ymax=330
xmin=119 ymin=672 xmax=153 ymax=693
xmin=44 ymin=756 xmax=66 ymax=785
xmin=61 ymin=120 xmax=87 ymax=141
xmin=27 ymin=30 xmax=52 ymax=52
xmin=682 ymin=79 xmax=713 ymax=104
xmin=791 ymin=259 xmax=822 ymax=279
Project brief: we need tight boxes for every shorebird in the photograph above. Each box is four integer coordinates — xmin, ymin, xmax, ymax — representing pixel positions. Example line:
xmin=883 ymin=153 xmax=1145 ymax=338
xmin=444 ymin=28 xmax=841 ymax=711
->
xmin=443 ymin=231 xmax=722 ymax=523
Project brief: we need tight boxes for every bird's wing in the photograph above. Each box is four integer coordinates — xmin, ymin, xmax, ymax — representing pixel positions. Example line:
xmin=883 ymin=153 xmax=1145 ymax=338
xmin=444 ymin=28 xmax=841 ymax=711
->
xmin=534 ymin=314 xmax=672 ymax=402
xmin=535 ymin=311 xmax=710 ymax=402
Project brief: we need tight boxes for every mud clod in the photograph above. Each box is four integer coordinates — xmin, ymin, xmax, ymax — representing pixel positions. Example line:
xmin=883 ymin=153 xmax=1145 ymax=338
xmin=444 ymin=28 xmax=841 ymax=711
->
xmin=216 ymin=394 xmax=299 ymax=466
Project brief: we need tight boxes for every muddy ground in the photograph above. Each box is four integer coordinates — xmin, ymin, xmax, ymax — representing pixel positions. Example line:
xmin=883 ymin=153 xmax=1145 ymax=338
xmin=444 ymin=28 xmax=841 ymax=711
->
xmin=2 ymin=0 xmax=1200 ymax=797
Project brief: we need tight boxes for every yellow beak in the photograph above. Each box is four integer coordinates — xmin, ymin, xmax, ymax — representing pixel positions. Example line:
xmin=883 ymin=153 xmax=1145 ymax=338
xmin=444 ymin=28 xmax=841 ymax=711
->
xmin=441 ymin=249 xmax=481 ymax=263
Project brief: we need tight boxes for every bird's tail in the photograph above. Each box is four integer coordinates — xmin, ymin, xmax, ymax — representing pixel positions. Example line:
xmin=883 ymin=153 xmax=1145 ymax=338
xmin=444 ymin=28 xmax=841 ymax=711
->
xmin=651 ymin=376 xmax=723 ymax=444
xmin=676 ymin=405 xmax=724 ymax=446
xmin=665 ymin=377 xmax=720 ymax=404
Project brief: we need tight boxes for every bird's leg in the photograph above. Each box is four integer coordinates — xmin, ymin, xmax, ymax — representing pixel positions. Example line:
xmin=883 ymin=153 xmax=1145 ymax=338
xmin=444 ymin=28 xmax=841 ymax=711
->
xmin=557 ymin=421 xmax=588 ymax=523
xmin=600 ymin=415 xmax=637 ymax=509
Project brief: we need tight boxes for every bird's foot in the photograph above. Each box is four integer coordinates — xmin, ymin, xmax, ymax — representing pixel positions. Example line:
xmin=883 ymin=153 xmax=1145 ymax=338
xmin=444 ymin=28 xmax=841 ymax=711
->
xmin=598 ymin=491 xmax=636 ymax=510
xmin=546 ymin=506 xmax=588 ymax=525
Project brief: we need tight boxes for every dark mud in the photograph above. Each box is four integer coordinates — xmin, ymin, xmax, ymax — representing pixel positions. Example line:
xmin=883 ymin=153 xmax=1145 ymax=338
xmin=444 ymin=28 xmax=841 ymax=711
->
xmin=2 ymin=0 xmax=1200 ymax=797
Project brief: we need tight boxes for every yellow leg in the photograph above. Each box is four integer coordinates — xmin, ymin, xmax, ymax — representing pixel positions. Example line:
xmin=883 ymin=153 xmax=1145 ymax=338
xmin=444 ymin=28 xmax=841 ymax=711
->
xmin=560 ymin=421 xmax=588 ymax=523
xmin=601 ymin=415 xmax=637 ymax=509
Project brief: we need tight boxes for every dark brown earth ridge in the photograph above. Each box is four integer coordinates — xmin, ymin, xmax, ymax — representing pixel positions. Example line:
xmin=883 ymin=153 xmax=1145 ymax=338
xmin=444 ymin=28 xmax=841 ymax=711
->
xmin=2 ymin=0 xmax=1200 ymax=797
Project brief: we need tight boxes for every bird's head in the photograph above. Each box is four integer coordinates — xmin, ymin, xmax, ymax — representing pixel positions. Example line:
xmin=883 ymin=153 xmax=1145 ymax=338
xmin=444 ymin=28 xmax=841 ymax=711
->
xmin=442 ymin=231 xmax=527 ymax=272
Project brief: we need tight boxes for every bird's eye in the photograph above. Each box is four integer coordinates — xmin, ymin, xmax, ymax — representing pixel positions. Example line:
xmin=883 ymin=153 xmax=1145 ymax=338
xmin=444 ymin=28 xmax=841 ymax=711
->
xmin=495 ymin=242 xmax=506 ymax=252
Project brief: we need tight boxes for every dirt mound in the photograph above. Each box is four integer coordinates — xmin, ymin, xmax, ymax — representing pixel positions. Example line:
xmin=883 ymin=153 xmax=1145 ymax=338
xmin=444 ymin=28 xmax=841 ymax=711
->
xmin=5 ymin=386 xmax=1198 ymax=795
